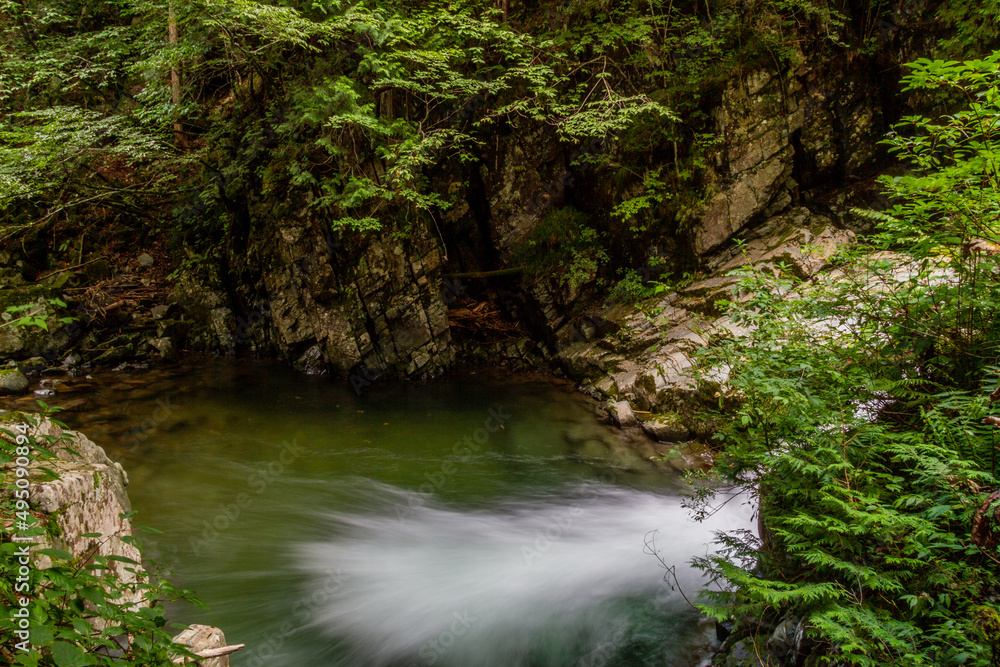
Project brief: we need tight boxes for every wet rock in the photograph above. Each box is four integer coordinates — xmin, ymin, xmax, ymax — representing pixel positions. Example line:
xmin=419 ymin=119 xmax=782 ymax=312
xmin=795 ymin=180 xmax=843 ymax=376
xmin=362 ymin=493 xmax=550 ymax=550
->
xmin=722 ymin=640 xmax=766 ymax=666
xmin=606 ymin=400 xmax=637 ymax=427
xmin=0 ymin=368 xmax=29 ymax=394
xmin=146 ymin=337 xmax=177 ymax=361
xmin=766 ymin=617 xmax=802 ymax=667
xmin=293 ymin=343 xmax=325 ymax=374
xmin=172 ymin=625 xmax=234 ymax=667
xmin=640 ymin=412 xmax=690 ymax=442
xmin=17 ymin=356 xmax=47 ymax=376
xmin=137 ymin=253 xmax=154 ymax=267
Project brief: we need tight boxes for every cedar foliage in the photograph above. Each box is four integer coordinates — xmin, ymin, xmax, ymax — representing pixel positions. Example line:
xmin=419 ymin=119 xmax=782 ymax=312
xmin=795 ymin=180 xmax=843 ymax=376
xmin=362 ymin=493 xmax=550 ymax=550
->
xmin=694 ymin=54 xmax=1000 ymax=665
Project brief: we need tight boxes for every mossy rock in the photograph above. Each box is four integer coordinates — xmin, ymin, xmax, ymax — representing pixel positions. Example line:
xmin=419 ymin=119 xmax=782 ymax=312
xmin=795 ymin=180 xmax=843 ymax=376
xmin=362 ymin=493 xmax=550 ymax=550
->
xmin=0 ymin=410 xmax=34 ymax=427
xmin=639 ymin=411 xmax=690 ymax=442
xmin=0 ymin=368 xmax=29 ymax=394
xmin=17 ymin=356 xmax=47 ymax=376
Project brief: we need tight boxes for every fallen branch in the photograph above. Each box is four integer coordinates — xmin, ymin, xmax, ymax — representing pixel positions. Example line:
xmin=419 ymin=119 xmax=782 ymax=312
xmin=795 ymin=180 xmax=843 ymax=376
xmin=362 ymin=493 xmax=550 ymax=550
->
xmin=442 ymin=267 xmax=524 ymax=279
xmin=36 ymin=256 xmax=105 ymax=281
xmin=171 ymin=644 xmax=246 ymax=664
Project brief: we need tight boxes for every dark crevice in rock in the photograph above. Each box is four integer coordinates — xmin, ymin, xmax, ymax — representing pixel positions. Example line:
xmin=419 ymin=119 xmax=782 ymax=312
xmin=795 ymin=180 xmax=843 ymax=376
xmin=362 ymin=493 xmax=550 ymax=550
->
xmin=465 ymin=159 xmax=499 ymax=272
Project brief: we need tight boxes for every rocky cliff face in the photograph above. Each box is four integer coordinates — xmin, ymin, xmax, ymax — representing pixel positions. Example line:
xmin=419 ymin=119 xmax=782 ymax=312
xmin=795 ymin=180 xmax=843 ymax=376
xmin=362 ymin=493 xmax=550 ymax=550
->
xmin=258 ymin=213 xmax=454 ymax=378
xmin=165 ymin=211 xmax=455 ymax=379
xmin=108 ymin=51 xmax=886 ymax=387
xmin=0 ymin=5 xmax=915 ymax=392
xmin=416 ymin=46 xmax=892 ymax=437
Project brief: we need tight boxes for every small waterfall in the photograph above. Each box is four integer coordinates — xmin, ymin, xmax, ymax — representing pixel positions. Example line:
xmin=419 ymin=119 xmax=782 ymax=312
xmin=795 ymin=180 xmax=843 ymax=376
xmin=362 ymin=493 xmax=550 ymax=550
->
xmin=297 ymin=481 xmax=751 ymax=666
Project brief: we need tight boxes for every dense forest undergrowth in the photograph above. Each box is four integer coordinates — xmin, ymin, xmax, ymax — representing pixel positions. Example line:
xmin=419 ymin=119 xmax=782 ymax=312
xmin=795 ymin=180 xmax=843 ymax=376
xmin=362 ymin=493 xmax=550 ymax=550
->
xmin=3 ymin=0 xmax=1000 ymax=665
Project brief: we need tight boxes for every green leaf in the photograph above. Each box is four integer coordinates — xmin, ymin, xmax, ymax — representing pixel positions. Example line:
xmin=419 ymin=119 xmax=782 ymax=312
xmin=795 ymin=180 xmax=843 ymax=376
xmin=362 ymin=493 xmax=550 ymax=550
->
xmin=50 ymin=641 xmax=96 ymax=667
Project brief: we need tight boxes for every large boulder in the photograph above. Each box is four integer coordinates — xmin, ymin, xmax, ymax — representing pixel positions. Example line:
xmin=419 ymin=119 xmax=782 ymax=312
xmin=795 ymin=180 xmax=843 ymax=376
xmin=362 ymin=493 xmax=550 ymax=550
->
xmin=0 ymin=413 xmax=139 ymax=623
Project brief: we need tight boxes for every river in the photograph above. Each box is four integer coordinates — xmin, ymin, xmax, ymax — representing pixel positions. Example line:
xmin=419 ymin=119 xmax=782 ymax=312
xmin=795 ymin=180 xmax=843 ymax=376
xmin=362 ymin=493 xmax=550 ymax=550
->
xmin=41 ymin=359 xmax=751 ymax=666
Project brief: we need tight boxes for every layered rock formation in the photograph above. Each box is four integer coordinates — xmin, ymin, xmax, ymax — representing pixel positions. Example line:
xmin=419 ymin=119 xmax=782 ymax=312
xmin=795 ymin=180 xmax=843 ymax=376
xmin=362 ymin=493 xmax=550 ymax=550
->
xmin=555 ymin=208 xmax=856 ymax=440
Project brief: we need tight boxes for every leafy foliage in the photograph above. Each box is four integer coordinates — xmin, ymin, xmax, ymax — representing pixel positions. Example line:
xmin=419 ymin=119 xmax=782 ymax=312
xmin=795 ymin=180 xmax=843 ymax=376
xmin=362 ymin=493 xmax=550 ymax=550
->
xmin=3 ymin=298 xmax=75 ymax=332
xmin=511 ymin=207 xmax=608 ymax=290
xmin=0 ymin=0 xmax=867 ymax=285
xmin=693 ymin=53 xmax=1000 ymax=665
xmin=0 ymin=414 xmax=201 ymax=666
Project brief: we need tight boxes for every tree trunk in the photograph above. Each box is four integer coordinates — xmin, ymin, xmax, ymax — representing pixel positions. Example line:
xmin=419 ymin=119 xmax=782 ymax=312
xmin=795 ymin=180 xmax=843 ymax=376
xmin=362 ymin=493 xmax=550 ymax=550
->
xmin=168 ymin=3 xmax=186 ymax=147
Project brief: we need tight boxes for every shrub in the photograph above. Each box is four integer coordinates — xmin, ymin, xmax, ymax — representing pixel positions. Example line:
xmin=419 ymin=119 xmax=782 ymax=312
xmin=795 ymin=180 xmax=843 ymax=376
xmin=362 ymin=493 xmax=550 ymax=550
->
xmin=0 ymin=413 xmax=201 ymax=666
xmin=693 ymin=53 xmax=1000 ymax=666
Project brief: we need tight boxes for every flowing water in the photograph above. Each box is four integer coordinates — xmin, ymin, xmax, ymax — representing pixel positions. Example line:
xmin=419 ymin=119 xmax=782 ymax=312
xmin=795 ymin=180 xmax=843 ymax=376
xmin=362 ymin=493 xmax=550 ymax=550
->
xmin=40 ymin=359 xmax=753 ymax=666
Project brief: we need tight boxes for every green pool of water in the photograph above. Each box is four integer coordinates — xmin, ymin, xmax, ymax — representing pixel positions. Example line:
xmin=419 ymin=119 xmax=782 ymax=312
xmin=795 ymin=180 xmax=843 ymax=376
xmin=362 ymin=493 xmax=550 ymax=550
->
xmin=50 ymin=359 xmax=744 ymax=666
